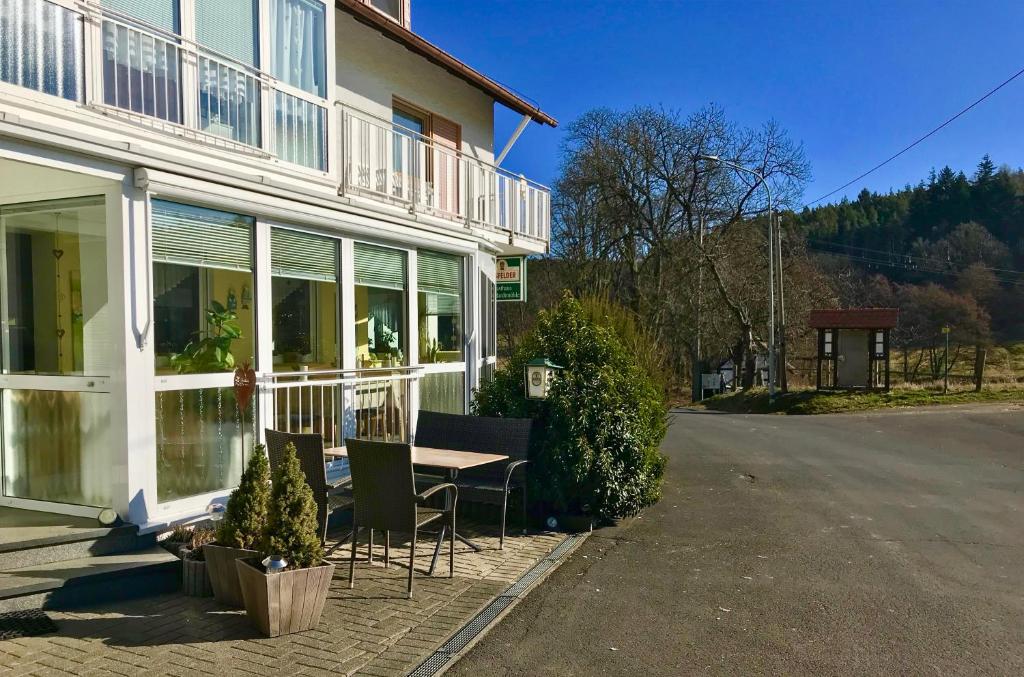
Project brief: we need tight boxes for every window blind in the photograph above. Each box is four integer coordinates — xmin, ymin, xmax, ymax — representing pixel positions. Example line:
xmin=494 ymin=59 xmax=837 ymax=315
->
xmin=101 ymin=0 xmax=180 ymax=33
xmin=195 ymin=0 xmax=259 ymax=66
xmin=271 ymin=228 xmax=337 ymax=281
xmin=417 ymin=250 xmax=462 ymax=295
xmin=354 ymin=243 xmax=406 ymax=290
xmin=152 ymin=200 xmax=253 ymax=271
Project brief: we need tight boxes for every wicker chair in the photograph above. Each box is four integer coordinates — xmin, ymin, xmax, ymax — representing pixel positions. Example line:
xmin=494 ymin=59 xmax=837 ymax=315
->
xmin=264 ymin=429 xmax=353 ymax=552
xmin=345 ymin=438 xmax=457 ymax=598
xmin=414 ymin=411 xmax=532 ymax=549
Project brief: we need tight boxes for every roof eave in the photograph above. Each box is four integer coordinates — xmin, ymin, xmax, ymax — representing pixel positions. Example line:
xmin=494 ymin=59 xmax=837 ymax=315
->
xmin=335 ymin=0 xmax=557 ymax=128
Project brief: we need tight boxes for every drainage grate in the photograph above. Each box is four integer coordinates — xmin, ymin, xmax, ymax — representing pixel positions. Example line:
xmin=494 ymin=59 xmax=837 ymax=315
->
xmin=408 ymin=652 xmax=452 ymax=677
xmin=409 ymin=531 xmax=587 ymax=677
xmin=545 ymin=532 xmax=588 ymax=562
xmin=0 ymin=609 xmax=57 ymax=640
xmin=503 ymin=558 xmax=553 ymax=597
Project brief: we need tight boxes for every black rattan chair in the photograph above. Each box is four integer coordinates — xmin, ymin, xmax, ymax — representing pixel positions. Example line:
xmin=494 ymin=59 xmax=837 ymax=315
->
xmin=414 ymin=411 xmax=532 ymax=549
xmin=264 ymin=429 xmax=353 ymax=553
xmin=345 ymin=438 xmax=457 ymax=598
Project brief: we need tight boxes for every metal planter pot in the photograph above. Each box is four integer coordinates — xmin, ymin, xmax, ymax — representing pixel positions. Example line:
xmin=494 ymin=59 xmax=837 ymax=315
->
xmin=236 ymin=559 xmax=336 ymax=637
xmin=203 ymin=544 xmax=259 ymax=607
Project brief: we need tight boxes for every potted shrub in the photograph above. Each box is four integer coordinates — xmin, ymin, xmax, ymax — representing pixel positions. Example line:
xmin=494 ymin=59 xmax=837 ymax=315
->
xmin=161 ymin=524 xmax=193 ymax=557
xmin=236 ymin=443 xmax=335 ymax=637
xmin=181 ymin=527 xmax=216 ymax=597
xmin=204 ymin=445 xmax=270 ymax=607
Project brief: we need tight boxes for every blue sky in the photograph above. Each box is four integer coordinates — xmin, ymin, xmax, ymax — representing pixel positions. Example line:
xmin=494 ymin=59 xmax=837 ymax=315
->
xmin=413 ymin=0 xmax=1024 ymax=207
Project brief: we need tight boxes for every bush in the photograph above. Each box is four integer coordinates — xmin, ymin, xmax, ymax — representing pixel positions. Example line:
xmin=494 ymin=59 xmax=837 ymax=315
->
xmin=262 ymin=443 xmax=323 ymax=569
xmin=216 ymin=445 xmax=270 ymax=550
xmin=474 ymin=293 xmax=667 ymax=523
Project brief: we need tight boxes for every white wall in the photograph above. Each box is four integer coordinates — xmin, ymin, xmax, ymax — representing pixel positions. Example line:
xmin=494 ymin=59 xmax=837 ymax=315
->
xmin=334 ymin=12 xmax=495 ymax=164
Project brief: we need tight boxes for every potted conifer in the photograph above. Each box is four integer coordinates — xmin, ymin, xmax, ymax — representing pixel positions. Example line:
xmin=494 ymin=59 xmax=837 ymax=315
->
xmin=236 ymin=443 xmax=335 ymax=637
xmin=204 ymin=445 xmax=270 ymax=607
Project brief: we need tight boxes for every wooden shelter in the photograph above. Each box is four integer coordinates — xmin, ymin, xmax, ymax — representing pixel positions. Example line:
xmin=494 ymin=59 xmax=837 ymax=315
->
xmin=809 ymin=308 xmax=899 ymax=391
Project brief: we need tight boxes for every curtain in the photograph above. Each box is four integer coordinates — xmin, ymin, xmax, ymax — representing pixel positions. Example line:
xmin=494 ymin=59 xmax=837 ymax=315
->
xmin=0 ymin=0 xmax=84 ymax=102
xmin=269 ymin=0 xmax=325 ymax=97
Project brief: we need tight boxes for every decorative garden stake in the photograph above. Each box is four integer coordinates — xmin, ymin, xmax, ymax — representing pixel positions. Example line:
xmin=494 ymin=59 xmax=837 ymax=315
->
xmin=525 ymin=357 xmax=562 ymax=400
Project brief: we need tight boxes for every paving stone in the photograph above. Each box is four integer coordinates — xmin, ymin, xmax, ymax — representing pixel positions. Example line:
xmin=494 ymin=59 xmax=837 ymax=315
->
xmin=0 ymin=523 xmax=569 ymax=676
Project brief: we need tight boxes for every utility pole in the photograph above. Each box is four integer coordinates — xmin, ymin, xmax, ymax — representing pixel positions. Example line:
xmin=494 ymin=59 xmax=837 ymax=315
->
xmin=776 ymin=215 xmax=788 ymax=393
xmin=942 ymin=326 xmax=951 ymax=394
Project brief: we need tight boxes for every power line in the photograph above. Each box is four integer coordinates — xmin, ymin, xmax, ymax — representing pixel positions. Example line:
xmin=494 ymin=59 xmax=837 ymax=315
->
xmin=806 ymin=64 xmax=1024 ymax=207
xmin=804 ymin=237 xmax=1024 ymax=277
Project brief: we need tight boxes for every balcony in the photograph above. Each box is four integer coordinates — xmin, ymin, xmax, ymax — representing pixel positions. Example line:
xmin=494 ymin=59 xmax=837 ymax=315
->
xmin=0 ymin=0 xmax=550 ymax=247
xmin=339 ymin=106 xmax=551 ymax=245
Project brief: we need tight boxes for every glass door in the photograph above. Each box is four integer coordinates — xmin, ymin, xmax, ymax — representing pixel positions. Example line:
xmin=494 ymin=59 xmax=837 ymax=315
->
xmin=0 ymin=197 xmax=113 ymax=511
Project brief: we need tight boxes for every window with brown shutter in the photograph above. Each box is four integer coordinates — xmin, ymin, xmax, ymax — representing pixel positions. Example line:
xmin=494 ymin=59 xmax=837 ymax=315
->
xmin=431 ymin=113 xmax=461 ymax=216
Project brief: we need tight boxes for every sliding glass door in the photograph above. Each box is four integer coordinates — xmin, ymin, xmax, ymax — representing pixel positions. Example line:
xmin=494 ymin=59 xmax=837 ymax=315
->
xmin=0 ymin=196 xmax=113 ymax=510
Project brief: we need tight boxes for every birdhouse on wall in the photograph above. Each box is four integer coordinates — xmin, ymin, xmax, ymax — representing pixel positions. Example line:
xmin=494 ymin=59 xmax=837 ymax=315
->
xmin=525 ymin=357 xmax=562 ymax=400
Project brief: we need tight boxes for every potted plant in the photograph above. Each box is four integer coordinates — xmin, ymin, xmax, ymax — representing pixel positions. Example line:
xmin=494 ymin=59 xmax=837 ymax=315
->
xmin=204 ymin=445 xmax=270 ymax=607
xmin=170 ymin=300 xmax=241 ymax=374
xmin=236 ymin=443 xmax=335 ymax=637
xmin=181 ymin=526 xmax=216 ymax=597
xmin=161 ymin=524 xmax=193 ymax=557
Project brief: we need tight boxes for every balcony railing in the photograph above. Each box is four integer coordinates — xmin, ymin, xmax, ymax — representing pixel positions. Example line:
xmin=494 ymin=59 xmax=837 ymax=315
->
xmin=340 ymin=106 xmax=551 ymax=243
xmin=259 ymin=367 xmax=422 ymax=447
xmin=2 ymin=0 xmax=548 ymax=242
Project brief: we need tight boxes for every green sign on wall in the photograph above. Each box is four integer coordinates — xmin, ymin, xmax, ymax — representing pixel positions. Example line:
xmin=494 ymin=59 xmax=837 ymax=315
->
xmin=496 ymin=256 xmax=527 ymax=302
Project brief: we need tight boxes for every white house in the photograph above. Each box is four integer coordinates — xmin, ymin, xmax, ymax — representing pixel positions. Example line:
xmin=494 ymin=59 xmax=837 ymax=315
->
xmin=0 ymin=0 xmax=555 ymax=531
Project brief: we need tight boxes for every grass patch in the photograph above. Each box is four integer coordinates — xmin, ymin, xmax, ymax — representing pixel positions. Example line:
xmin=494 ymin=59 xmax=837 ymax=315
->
xmin=700 ymin=387 xmax=1024 ymax=415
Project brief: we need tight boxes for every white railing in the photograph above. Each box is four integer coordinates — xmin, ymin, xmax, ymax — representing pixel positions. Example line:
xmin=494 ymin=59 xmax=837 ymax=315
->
xmin=93 ymin=6 xmax=326 ymax=168
xmin=259 ymin=367 xmax=422 ymax=447
xmin=341 ymin=105 xmax=551 ymax=243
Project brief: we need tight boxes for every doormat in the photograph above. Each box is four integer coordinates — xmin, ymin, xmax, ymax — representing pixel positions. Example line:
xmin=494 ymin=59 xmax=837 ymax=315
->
xmin=0 ymin=609 xmax=58 ymax=640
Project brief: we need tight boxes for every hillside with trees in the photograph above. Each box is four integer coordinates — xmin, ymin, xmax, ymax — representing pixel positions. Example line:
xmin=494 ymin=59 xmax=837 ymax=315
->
xmin=794 ymin=156 xmax=1024 ymax=343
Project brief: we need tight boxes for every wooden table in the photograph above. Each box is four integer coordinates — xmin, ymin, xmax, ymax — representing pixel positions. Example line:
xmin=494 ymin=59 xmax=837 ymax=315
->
xmin=324 ymin=445 xmax=509 ymax=573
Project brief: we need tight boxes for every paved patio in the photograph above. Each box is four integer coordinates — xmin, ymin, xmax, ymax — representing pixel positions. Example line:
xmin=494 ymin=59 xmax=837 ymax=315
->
xmin=0 ymin=524 xmax=567 ymax=676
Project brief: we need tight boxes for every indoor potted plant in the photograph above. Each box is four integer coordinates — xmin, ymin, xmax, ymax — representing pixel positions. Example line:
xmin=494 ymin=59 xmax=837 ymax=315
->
xmin=236 ymin=443 xmax=335 ymax=637
xmin=204 ymin=445 xmax=270 ymax=607
xmin=180 ymin=526 xmax=216 ymax=597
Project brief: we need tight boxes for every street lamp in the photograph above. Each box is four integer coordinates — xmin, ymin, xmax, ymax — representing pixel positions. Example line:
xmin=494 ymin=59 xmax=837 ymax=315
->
xmin=700 ymin=155 xmax=776 ymax=401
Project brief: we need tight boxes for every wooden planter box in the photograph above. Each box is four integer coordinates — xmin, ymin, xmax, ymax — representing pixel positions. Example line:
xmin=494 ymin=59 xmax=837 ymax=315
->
xmin=181 ymin=549 xmax=213 ymax=597
xmin=204 ymin=544 xmax=258 ymax=607
xmin=236 ymin=559 xmax=336 ymax=637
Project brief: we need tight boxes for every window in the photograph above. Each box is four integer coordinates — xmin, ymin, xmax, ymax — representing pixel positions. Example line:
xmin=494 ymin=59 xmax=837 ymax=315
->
xmin=369 ymin=0 xmax=403 ymax=22
xmin=391 ymin=99 xmax=462 ymax=215
xmin=152 ymin=200 xmax=254 ymax=504
xmin=269 ymin=0 xmax=326 ymax=97
xmin=195 ymin=0 xmax=261 ymax=146
xmin=874 ymin=330 xmax=885 ymax=357
xmin=0 ymin=0 xmax=85 ymax=102
xmin=823 ymin=329 xmax=833 ymax=357
xmin=151 ymin=200 xmax=255 ymax=374
xmin=100 ymin=0 xmax=184 ymax=123
xmin=354 ymin=243 xmax=406 ymax=367
xmin=271 ymin=228 xmax=338 ymax=371
xmin=274 ymin=90 xmax=327 ymax=170
xmin=417 ymin=250 xmax=463 ymax=363
xmin=1 ymin=197 xmax=110 ymax=376
xmin=195 ymin=0 xmax=258 ymax=66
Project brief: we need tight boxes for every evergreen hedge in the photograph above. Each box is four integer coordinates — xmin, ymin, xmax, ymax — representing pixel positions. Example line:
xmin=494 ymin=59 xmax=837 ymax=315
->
xmin=474 ymin=293 xmax=667 ymax=523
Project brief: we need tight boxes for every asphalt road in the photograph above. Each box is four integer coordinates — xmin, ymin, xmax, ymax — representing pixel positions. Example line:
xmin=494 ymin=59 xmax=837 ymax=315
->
xmin=448 ymin=403 xmax=1024 ymax=676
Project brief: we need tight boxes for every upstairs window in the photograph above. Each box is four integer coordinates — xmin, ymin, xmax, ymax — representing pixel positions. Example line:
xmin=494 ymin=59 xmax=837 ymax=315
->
xmin=269 ymin=0 xmax=326 ymax=97
xmin=369 ymin=0 xmax=403 ymax=23
xmin=0 ymin=0 xmax=85 ymax=102
xmin=195 ymin=0 xmax=259 ymax=66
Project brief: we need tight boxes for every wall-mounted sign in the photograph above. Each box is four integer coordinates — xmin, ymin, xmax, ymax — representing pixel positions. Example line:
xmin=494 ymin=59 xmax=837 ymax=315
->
xmin=496 ymin=256 xmax=526 ymax=302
